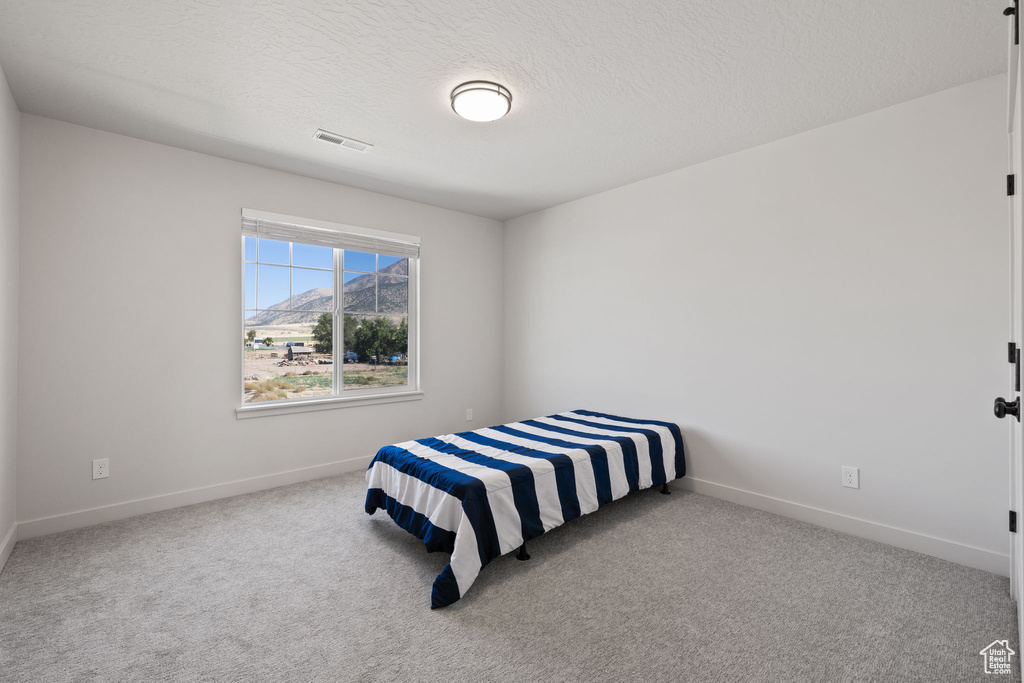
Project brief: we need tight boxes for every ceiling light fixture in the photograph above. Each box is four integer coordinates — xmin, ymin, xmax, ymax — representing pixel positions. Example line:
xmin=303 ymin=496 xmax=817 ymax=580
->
xmin=450 ymin=81 xmax=512 ymax=122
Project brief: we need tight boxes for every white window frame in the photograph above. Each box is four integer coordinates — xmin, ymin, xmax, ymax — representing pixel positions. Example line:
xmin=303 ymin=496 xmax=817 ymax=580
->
xmin=236 ymin=209 xmax=421 ymax=419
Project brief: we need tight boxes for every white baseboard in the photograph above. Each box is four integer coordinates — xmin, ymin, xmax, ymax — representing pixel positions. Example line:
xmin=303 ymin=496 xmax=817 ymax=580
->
xmin=0 ymin=522 xmax=16 ymax=573
xmin=12 ymin=464 xmax=1008 ymax=577
xmin=16 ymin=455 xmax=374 ymax=541
xmin=677 ymin=476 xmax=1010 ymax=577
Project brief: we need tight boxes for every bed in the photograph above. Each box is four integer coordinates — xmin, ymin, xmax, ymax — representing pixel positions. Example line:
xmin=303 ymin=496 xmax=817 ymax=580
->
xmin=364 ymin=409 xmax=685 ymax=608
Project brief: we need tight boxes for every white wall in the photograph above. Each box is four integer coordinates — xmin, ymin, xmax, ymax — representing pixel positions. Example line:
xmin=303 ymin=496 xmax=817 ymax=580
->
xmin=503 ymin=75 xmax=1010 ymax=573
xmin=0 ymin=65 xmax=19 ymax=566
xmin=17 ymin=115 xmax=503 ymax=533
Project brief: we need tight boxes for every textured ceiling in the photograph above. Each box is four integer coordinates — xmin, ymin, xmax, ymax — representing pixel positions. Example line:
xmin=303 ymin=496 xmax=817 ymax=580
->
xmin=0 ymin=0 xmax=1007 ymax=220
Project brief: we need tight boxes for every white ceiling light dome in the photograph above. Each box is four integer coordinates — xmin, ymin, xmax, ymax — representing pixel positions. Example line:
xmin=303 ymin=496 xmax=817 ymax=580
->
xmin=450 ymin=81 xmax=512 ymax=122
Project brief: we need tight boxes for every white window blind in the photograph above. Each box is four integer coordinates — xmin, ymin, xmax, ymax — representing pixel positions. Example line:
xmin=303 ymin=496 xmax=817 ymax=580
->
xmin=241 ymin=213 xmax=419 ymax=259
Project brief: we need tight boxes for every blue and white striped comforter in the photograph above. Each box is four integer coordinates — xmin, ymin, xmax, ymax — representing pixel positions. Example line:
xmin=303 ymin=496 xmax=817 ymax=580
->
xmin=364 ymin=409 xmax=685 ymax=608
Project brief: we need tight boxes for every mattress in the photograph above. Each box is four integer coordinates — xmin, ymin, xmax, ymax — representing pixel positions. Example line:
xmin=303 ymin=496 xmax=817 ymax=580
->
xmin=364 ymin=409 xmax=685 ymax=608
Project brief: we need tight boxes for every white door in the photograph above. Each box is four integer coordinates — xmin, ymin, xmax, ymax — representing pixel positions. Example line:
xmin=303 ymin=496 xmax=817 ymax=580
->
xmin=1005 ymin=0 xmax=1024 ymax=658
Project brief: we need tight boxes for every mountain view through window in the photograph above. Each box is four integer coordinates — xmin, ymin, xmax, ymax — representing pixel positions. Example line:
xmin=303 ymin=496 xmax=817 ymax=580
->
xmin=243 ymin=237 xmax=409 ymax=403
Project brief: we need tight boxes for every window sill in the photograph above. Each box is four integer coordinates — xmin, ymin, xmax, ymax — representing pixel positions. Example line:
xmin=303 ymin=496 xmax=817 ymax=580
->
xmin=236 ymin=390 xmax=423 ymax=419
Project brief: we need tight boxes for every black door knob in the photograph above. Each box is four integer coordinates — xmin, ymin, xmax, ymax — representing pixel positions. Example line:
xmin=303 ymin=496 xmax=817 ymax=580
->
xmin=995 ymin=397 xmax=1020 ymax=421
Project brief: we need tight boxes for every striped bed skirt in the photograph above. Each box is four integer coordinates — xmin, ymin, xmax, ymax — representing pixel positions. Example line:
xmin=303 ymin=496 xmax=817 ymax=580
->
xmin=364 ymin=409 xmax=685 ymax=608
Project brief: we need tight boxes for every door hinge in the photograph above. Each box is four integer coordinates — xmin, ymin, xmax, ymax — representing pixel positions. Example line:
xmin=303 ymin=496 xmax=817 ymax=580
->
xmin=1011 ymin=510 xmax=1017 ymax=533
xmin=1009 ymin=174 xmax=1016 ymax=196
xmin=1008 ymin=1 xmax=1020 ymax=46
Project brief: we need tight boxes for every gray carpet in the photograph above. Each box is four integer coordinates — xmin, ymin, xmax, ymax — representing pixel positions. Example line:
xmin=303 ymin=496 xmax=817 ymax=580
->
xmin=0 ymin=472 xmax=1018 ymax=683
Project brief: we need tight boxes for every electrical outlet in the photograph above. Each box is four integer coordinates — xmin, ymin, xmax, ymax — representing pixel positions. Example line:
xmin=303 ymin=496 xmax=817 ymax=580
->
xmin=842 ymin=466 xmax=859 ymax=489
xmin=465 ymin=408 xmax=473 ymax=421
xmin=93 ymin=458 xmax=109 ymax=480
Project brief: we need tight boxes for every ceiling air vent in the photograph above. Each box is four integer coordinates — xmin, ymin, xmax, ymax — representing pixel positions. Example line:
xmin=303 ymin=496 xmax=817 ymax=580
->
xmin=313 ymin=129 xmax=373 ymax=152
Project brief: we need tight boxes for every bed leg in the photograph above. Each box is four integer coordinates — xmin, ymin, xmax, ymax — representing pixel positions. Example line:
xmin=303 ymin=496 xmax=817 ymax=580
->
xmin=516 ymin=544 xmax=531 ymax=561
xmin=660 ymin=483 xmax=671 ymax=495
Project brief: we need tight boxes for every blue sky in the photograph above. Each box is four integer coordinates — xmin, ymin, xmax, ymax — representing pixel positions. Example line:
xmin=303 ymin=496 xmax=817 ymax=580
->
xmin=244 ymin=237 xmax=405 ymax=312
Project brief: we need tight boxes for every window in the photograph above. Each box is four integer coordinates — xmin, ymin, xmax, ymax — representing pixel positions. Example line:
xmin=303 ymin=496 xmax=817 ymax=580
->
xmin=239 ymin=210 xmax=419 ymax=415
